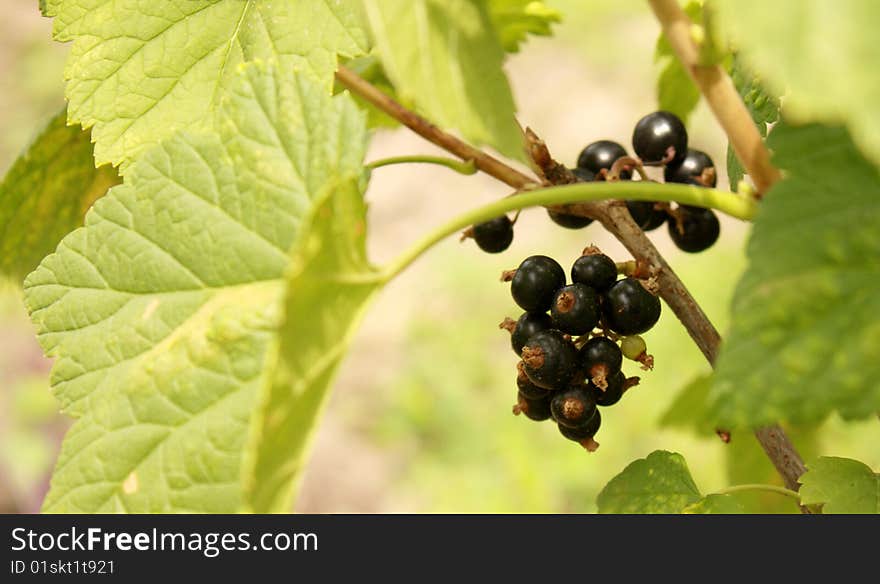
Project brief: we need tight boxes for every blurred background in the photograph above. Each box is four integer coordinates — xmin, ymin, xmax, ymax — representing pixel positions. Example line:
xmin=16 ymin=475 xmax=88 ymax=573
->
xmin=2 ymin=0 xmax=878 ymax=514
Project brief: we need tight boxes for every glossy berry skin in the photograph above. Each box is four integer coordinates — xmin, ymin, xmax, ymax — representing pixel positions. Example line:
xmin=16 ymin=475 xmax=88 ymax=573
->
xmin=517 ymin=362 xmax=551 ymax=400
xmin=664 ymin=148 xmax=716 ymax=187
xmin=510 ymin=312 xmax=553 ymax=356
xmin=550 ymin=283 xmax=600 ymax=336
xmin=668 ymin=206 xmax=720 ymax=253
xmin=521 ymin=329 xmax=579 ymax=390
xmin=580 ymin=336 xmax=623 ymax=379
xmin=632 ymin=111 xmax=688 ymax=164
xmin=591 ymin=371 xmax=625 ymax=407
xmin=547 ymin=209 xmax=593 ymax=229
xmin=511 ymin=255 xmax=566 ymax=312
xmin=603 ymin=277 xmax=662 ymax=335
xmin=625 ymin=200 xmax=667 ymax=231
xmin=472 ymin=215 xmax=513 ymax=253
xmin=517 ymin=392 xmax=553 ymax=421
xmin=577 ymin=140 xmax=629 ymax=175
xmin=571 ymin=253 xmax=617 ymax=292
xmin=551 ymin=385 xmax=598 ymax=428
xmin=558 ymin=410 xmax=601 ymax=441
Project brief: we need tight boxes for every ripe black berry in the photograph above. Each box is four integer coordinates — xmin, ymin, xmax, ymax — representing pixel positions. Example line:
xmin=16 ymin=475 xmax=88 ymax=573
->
xmin=509 ymin=312 xmax=553 ymax=356
xmin=632 ymin=111 xmax=688 ymax=164
xmin=515 ymin=392 xmax=553 ymax=421
xmin=577 ymin=140 xmax=630 ymax=178
xmin=558 ymin=409 xmax=601 ymax=441
xmin=571 ymin=253 xmax=617 ymax=292
xmin=547 ymin=209 xmax=593 ymax=229
xmin=510 ymin=255 xmax=566 ymax=312
xmin=668 ymin=206 xmax=720 ymax=253
xmin=516 ymin=361 xmax=551 ymax=400
xmin=579 ymin=336 xmax=623 ymax=387
xmin=591 ymin=371 xmax=626 ymax=407
xmin=603 ymin=277 xmax=662 ymax=335
xmin=625 ymin=200 xmax=667 ymax=231
xmin=472 ymin=215 xmax=513 ymax=253
xmin=551 ymin=385 xmax=597 ymax=428
xmin=664 ymin=148 xmax=716 ymax=187
xmin=521 ymin=329 xmax=579 ymax=389
xmin=550 ymin=283 xmax=600 ymax=336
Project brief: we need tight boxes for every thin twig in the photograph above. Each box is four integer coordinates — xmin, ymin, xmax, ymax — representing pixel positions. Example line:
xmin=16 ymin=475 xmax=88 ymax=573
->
xmin=335 ymin=65 xmax=806 ymax=501
xmin=647 ymin=0 xmax=781 ymax=195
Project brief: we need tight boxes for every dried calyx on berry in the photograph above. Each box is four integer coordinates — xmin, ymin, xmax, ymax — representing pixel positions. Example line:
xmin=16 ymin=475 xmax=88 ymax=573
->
xmin=551 ymin=385 xmax=597 ymax=428
xmin=558 ymin=410 xmax=601 ymax=451
xmin=521 ymin=329 xmax=579 ymax=390
xmin=579 ymin=336 xmax=623 ymax=390
xmin=516 ymin=361 xmax=551 ymax=400
xmin=550 ymin=283 xmax=600 ymax=336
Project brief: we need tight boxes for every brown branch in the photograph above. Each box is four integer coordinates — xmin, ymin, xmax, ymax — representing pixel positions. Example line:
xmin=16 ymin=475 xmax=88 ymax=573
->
xmin=335 ymin=65 xmax=806 ymax=502
xmin=647 ymin=0 xmax=781 ymax=195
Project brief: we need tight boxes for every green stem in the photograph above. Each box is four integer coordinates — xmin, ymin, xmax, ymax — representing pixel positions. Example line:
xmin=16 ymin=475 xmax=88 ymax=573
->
xmin=380 ymin=181 xmax=757 ymax=282
xmin=366 ymin=155 xmax=477 ymax=175
xmin=713 ymin=484 xmax=801 ymax=501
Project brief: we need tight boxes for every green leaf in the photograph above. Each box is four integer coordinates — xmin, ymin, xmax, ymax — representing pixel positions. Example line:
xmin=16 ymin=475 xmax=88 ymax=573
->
xmin=363 ymin=0 xmax=524 ymax=161
xmin=25 ymin=64 xmax=368 ymax=512
xmin=488 ymin=0 xmax=561 ymax=53
xmin=726 ymin=143 xmax=744 ymax=192
xmin=0 ymin=108 xmax=119 ymax=283
xmin=338 ymin=55 xmax=402 ymax=129
xmin=683 ymin=494 xmax=745 ymax=514
xmin=654 ymin=1 xmax=702 ymax=123
xmin=44 ymin=0 xmax=369 ymax=169
xmin=710 ymin=123 xmax=880 ymax=427
xmin=658 ymin=373 xmax=715 ymax=436
xmin=714 ymin=0 xmax=880 ymax=165
xmin=597 ymin=450 xmax=702 ymax=513
xmin=799 ymin=457 xmax=880 ymax=514
xmin=242 ymin=179 xmax=380 ymax=513
xmin=657 ymin=60 xmax=701 ymax=129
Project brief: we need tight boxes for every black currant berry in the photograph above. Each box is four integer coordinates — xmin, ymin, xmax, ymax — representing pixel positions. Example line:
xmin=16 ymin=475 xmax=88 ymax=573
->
xmin=603 ymin=277 xmax=662 ymax=335
xmin=632 ymin=111 xmax=688 ymax=164
xmin=664 ymin=148 xmax=716 ymax=187
xmin=558 ymin=410 xmax=601 ymax=441
xmin=577 ymin=140 xmax=631 ymax=178
xmin=516 ymin=361 xmax=551 ymax=400
xmin=625 ymin=200 xmax=667 ymax=231
xmin=551 ymin=385 xmax=598 ymax=428
xmin=515 ymin=392 xmax=553 ymax=421
xmin=472 ymin=215 xmax=513 ymax=253
xmin=547 ymin=209 xmax=593 ymax=229
xmin=510 ymin=312 xmax=553 ymax=356
xmin=591 ymin=371 xmax=626 ymax=407
xmin=579 ymin=336 xmax=623 ymax=387
xmin=550 ymin=283 xmax=600 ymax=336
xmin=510 ymin=255 xmax=566 ymax=312
xmin=668 ymin=206 xmax=720 ymax=253
xmin=521 ymin=329 xmax=579 ymax=390
xmin=571 ymin=253 xmax=617 ymax=292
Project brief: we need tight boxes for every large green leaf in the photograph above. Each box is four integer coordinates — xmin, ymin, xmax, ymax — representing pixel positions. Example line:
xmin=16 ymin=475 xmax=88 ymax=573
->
xmin=242 ymin=179 xmax=380 ymax=513
xmin=799 ymin=457 xmax=880 ymax=514
xmin=24 ymin=64 xmax=367 ymax=512
xmin=488 ymin=0 xmax=560 ymax=53
xmin=658 ymin=373 xmax=715 ymax=436
xmin=0 ymin=108 xmax=119 ymax=282
xmin=597 ymin=450 xmax=701 ymax=513
xmin=363 ymin=0 xmax=524 ymax=161
xmin=714 ymin=0 xmax=880 ymax=165
xmin=710 ymin=123 xmax=880 ymax=427
xmin=44 ymin=0 xmax=369 ymax=169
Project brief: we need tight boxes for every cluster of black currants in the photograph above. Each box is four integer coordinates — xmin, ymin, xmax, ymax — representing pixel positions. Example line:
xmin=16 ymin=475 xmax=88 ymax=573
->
xmin=500 ymin=250 xmax=658 ymax=451
xmin=469 ymin=111 xmax=721 ymax=255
